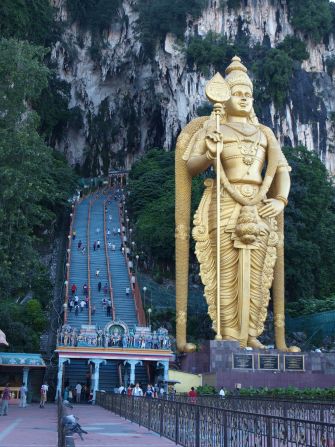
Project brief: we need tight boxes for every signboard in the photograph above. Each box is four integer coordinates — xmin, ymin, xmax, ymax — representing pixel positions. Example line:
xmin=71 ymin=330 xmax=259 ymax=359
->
xmin=258 ymin=354 xmax=279 ymax=370
xmin=284 ymin=355 xmax=304 ymax=371
xmin=233 ymin=354 xmax=253 ymax=369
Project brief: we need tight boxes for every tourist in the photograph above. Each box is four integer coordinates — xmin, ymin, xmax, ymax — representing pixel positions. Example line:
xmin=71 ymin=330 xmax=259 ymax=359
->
xmin=75 ymin=304 xmax=79 ymax=316
xmin=108 ymin=241 xmax=112 ymax=249
xmin=96 ymin=269 xmax=100 ymax=277
xmin=111 ymin=243 xmax=115 ymax=252
xmin=117 ymin=228 xmax=121 ymax=235
xmin=75 ymin=383 xmax=82 ymax=403
xmin=77 ymin=240 xmax=82 ymax=250
xmin=102 ymin=297 xmax=107 ymax=310
xmin=107 ymin=303 xmax=111 ymax=317
xmin=71 ymin=284 xmax=77 ymax=296
xmin=97 ymin=240 xmax=101 ymax=249
xmin=40 ymin=383 xmax=48 ymax=408
xmin=131 ymin=275 xmax=136 ymax=289
xmin=145 ymin=384 xmax=154 ymax=398
xmin=74 ymin=295 xmax=79 ymax=304
xmin=69 ymin=300 xmax=74 ymax=312
xmin=118 ymin=384 xmax=125 ymax=395
xmin=19 ymin=382 xmax=28 ymax=408
xmin=85 ymin=295 xmax=89 ymax=308
xmin=92 ymin=305 xmax=96 ymax=315
xmin=159 ymin=386 xmax=165 ymax=398
xmin=127 ymin=385 xmax=133 ymax=396
xmin=93 ymin=241 xmax=97 ymax=251
xmin=1 ymin=384 xmax=11 ymax=415
xmin=96 ymin=227 xmax=100 ymax=235
xmin=72 ymin=230 xmax=76 ymax=240
xmin=98 ymin=281 xmax=102 ymax=292
xmin=103 ymin=283 xmax=108 ymax=295
xmin=83 ymin=284 xmax=88 ymax=295
xmin=132 ymin=383 xmax=143 ymax=397
xmin=113 ymin=227 xmax=116 ymax=236
xmin=125 ymin=287 xmax=130 ymax=296
xmin=188 ymin=387 xmax=197 ymax=404
xmin=219 ymin=387 xmax=225 ymax=398
xmin=107 ymin=229 xmax=111 ymax=239
xmin=80 ymin=300 xmax=86 ymax=312
xmin=81 ymin=246 xmax=86 ymax=255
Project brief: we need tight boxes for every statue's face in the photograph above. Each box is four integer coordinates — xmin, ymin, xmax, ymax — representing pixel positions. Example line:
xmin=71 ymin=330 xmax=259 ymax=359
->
xmin=225 ymin=85 xmax=253 ymax=117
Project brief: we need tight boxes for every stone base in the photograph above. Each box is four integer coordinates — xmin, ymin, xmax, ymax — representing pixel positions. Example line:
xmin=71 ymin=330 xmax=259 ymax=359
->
xmin=180 ymin=340 xmax=335 ymax=389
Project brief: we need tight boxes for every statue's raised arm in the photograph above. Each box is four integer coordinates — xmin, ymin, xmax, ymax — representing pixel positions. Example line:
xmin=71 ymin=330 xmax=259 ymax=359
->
xmin=175 ymin=56 xmax=299 ymax=352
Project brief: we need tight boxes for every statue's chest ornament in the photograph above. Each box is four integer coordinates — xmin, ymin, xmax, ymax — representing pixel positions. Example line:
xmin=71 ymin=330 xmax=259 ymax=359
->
xmin=224 ymin=124 xmax=262 ymax=169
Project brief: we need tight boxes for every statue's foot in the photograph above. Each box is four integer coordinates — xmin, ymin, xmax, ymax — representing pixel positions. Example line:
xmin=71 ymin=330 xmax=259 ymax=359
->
xmin=247 ymin=337 xmax=266 ymax=350
xmin=287 ymin=345 xmax=301 ymax=353
xmin=184 ymin=342 xmax=197 ymax=353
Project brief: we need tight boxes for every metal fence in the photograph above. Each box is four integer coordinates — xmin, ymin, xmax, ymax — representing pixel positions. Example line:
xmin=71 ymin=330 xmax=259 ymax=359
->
xmin=166 ymin=395 xmax=335 ymax=424
xmin=96 ymin=392 xmax=335 ymax=447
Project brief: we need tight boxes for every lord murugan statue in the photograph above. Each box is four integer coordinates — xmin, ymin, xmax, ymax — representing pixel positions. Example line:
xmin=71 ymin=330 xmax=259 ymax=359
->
xmin=175 ymin=56 xmax=299 ymax=353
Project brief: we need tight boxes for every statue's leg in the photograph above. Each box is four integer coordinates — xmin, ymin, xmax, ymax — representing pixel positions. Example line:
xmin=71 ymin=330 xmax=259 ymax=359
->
xmin=247 ymin=234 xmax=269 ymax=349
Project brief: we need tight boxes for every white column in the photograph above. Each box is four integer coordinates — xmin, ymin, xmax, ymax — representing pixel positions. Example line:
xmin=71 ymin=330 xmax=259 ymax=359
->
xmin=124 ymin=360 xmax=142 ymax=385
xmin=56 ymin=357 xmax=70 ymax=399
xmin=22 ymin=367 xmax=29 ymax=386
xmin=89 ymin=359 xmax=106 ymax=404
xmin=157 ymin=360 xmax=169 ymax=390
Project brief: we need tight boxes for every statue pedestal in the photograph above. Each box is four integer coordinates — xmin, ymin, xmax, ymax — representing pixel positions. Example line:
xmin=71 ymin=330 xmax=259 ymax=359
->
xmin=180 ymin=340 xmax=335 ymax=389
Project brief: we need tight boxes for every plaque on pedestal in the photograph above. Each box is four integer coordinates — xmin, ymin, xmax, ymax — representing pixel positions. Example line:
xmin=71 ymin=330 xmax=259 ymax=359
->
xmin=258 ymin=354 xmax=279 ymax=370
xmin=233 ymin=353 xmax=253 ymax=369
xmin=284 ymin=355 xmax=304 ymax=371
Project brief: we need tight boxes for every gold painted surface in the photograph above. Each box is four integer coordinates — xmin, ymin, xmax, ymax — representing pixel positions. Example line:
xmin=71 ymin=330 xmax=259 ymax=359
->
xmin=175 ymin=56 xmax=299 ymax=352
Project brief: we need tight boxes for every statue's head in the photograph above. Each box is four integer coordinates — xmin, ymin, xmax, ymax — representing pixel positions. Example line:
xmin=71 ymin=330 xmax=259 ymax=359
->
xmin=224 ymin=56 xmax=254 ymax=118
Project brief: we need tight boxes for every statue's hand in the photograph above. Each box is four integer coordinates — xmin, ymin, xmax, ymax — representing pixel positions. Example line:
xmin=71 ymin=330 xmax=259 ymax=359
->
xmin=259 ymin=199 xmax=284 ymax=218
xmin=205 ymin=131 xmax=223 ymax=158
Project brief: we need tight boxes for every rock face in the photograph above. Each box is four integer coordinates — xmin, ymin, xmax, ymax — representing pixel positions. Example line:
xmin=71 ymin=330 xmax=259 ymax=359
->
xmin=51 ymin=0 xmax=335 ymax=174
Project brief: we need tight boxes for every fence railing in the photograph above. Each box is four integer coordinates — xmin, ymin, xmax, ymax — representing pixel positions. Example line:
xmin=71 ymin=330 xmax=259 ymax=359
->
xmin=164 ymin=395 xmax=335 ymax=424
xmin=96 ymin=392 xmax=335 ymax=447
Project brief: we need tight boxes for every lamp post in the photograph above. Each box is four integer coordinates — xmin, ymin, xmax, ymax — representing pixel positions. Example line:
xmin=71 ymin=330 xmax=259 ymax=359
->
xmin=129 ymin=228 xmax=133 ymax=246
xmin=135 ymin=255 xmax=139 ymax=274
xmin=143 ymin=286 xmax=147 ymax=308
xmin=148 ymin=308 xmax=152 ymax=327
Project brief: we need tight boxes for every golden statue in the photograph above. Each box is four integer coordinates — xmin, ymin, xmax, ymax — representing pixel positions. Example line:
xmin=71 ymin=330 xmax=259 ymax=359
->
xmin=175 ymin=56 xmax=299 ymax=353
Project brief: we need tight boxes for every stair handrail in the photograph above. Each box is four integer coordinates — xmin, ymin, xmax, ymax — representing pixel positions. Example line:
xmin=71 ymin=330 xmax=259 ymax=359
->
xmin=104 ymin=196 xmax=116 ymax=320
xmin=64 ymin=201 xmax=77 ymax=324
xmin=87 ymin=198 xmax=92 ymax=326
xmin=118 ymin=202 xmax=146 ymax=326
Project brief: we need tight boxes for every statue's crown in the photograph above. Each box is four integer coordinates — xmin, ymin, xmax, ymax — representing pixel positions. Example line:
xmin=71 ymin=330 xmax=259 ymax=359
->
xmin=225 ymin=56 xmax=253 ymax=91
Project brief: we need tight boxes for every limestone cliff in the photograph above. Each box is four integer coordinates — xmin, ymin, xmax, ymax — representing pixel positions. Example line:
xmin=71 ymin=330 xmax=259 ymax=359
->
xmin=50 ymin=0 xmax=335 ymax=174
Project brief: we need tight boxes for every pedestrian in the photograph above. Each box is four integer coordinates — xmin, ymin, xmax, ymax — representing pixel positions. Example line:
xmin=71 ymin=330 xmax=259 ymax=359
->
xmin=107 ymin=303 xmax=111 ymax=317
xmin=40 ymin=383 xmax=49 ymax=408
xmin=102 ymin=297 xmax=107 ymax=309
xmin=83 ymin=284 xmax=88 ymax=295
xmin=74 ymin=295 xmax=79 ymax=304
xmin=98 ymin=281 xmax=102 ymax=292
xmin=77 ymin=240 xmax=82 ymax=250
xmin=113 ymin=227 xmax=116 ymax=236
xmin=75 ymin=304 xmax=79 ymax=315
xmin=1 ymin=384 xmax=11 ymax=415
xmin=80 ymin=299 xmax=85 ymax=311
xmin=71 ymin=284 xmax=77 ymax=296
xmin=125 ymin=287 xmax=130 ymax=296
xmin=117 ymin=228 xmax=121 ymax=235
xmin=85 ymin=295 xmax=89 ymax=308
xmin=96 ymin=227 xmax=100 ymax=235
xmin=81 ymin=246 xmax=86 ymax=255
xmin=188 ymin=387 xmax=197 ymax=404
xmin=93 ymin=241 xmax=96 ymax=251
xmin=96 ymin=269 xmax=100 ymax=277
xmin=219 ymin=387 xmax=225 ymax=398
xmin=121 ymin=246 xmax=125 ymax=255
xmin=145 ymin=384 xmax=154 ymax=398
xmin=97 ymin=240 xmax=100 ymax=249
xmin=69 ymin=300 xmax=74 ymax=312
xmin=107 ymin=229 xmax=111 ymax=239
xmin=109 ymin=215 xmax=112 ymax=222
xmin=131 ymin=275 xmax=136 ymax=289
xmin=108 ymin=241 xmax=112 ymax=249
xmin=72 ymin=230 xmax=76 ymax=240
xmin=112 ymin=244 xmax=115 ymax=252
xmin=118 ymin=384 xmax=125 ymax=395
xmin=75 ymin=383 xmax=82 ymax=403
xmin=92 ymin=305 xmax=96 ymax=315
xmin=132 ymin=383 xmax=143 ymax=397
xmin=127 ymin=385 xmax=133 ymax=396
xmin=19 ymin=383 xmax=28 ymax=408
xmin=103 ymin=283 xmax=108 ymax=295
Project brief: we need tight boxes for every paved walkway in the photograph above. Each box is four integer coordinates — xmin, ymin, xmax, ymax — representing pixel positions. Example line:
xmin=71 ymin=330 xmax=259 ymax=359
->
xmin=75 ymin=404 xmax=176 ymax=447
xmin=0 ymin=403 xmax=176 ymax=447
xmin=0 ymin=404 xmax=57 ymax=447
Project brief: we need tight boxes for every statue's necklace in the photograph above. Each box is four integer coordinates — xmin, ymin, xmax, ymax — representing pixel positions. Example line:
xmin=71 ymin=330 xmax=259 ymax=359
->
xmin=233 ymin=129 xmax=262 ymax=170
